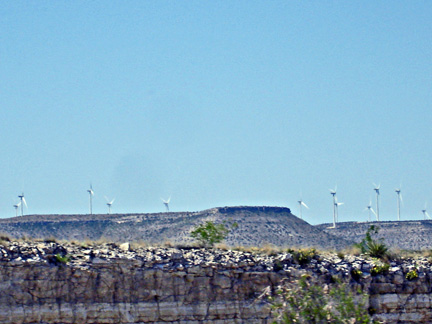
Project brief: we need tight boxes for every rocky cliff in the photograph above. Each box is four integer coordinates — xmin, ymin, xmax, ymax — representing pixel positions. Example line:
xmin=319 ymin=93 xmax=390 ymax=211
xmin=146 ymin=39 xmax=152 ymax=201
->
xmin=1 ymin=240 xmax=432 ymax=323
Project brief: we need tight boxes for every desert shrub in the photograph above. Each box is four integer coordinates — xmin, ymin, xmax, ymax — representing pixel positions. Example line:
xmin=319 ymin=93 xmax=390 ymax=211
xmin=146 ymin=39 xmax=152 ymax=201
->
xmin=370 ymin=260 xmax=390 ymax=276
xmin=288 ymin=248 xmax=318 ymax=265
xmin=44 ymin=237 xmax=57 ymax=243
xmin=351 ymin=268 xmax=363 ymax=281
xmin=54 ymin=253 xmax=70 ymax=264
xmin=190 ymin=221 xmax=236 ymax=247
xmin=406 ymin=268 xmax=419 ymax=281
xmin=264 ymin=274 xmax=374 ymax=323
xmin=0 ymin=233 xmax=11 ymax=245
xmin=355 ymin=225 xmax=388 ymax=259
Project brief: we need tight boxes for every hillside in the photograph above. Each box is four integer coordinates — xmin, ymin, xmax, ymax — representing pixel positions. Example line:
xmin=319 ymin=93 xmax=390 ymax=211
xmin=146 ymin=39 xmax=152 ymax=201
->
xmin=317 ymin=220 xmax=432 ymax=251
xmin=0 ymin=206 xmax=350 ymax=250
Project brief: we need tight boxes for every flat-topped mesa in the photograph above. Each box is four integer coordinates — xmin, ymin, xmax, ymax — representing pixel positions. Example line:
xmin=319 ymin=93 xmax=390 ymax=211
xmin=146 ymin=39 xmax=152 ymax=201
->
xmin=0 ymin=206 xmax=349 ymax=249
xmin=0 ymin=241 xmax=431 ymax=323
xmin=212 ymin=206 xmax=292 ymax=214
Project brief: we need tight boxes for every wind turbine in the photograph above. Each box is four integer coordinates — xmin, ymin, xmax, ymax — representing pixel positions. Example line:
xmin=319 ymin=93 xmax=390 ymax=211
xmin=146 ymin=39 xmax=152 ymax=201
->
xmin=105 ymin=196 xmax=115 ymax=214
xmin=422 ymin=203 xmax=430 ymax=220
xmin=161 ymin=197 xmax=171 ymax=212
xmin=364 ymin=199 xmax=377 ymax=222
xmin=373 ymin=183 xmax=380 ymax=221
xmin=395 ymin=187 xmax=402 ymax=221
xmin=18 ymin=193 xmax=27 ymax=216
xmin=297 ymin=198 xmax=309 ymax=219
xmin=13 ymin=201 xmax=21 ymax=217
xmin=329 ymin=186 xmax=337 ymax=228
xmin=334 ymin=197 xmax=344 ymax=223
xmin=87 ymin=184 xmax=94 ymax=215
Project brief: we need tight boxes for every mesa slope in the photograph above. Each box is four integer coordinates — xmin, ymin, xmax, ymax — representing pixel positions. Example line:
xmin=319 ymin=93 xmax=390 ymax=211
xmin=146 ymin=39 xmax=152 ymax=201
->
xmin=317 ymin=220 xmax=432 ymax=251
xmin=0 ymin=206 xmax=349 ymax=250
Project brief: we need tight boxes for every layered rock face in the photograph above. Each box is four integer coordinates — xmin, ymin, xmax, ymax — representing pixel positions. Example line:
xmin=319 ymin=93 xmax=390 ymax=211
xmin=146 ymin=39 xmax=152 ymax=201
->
xmin=0 ymin=241 xmax=432 ymax=323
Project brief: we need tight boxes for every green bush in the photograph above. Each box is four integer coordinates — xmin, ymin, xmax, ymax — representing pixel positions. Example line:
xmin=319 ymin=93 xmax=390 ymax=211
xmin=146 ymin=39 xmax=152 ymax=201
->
xmin=355 ymin=225 xmax=388 ymax=259
xmin=265 ymin=274 xmax=374 ymax=323
xmin=406 ymin=268 xmax=419 ymax=281
xmin=351 ymin=268 xmax=363 ymax=281
xmin=55 ymin=253 xmax=70 ymax=264
xmin=190 ymin=221 xmax=235 ymax=247
xmin=288 ymin=248 xmax=318 ymax=266
xmin=370 ymin=261 xmax=390 ymax=276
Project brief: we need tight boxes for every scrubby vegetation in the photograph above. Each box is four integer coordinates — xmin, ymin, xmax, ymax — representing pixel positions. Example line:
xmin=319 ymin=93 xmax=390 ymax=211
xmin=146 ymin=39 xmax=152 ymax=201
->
xmin=406 ymin=268 xmax=419 ymax=281
xmin=264 ymin=274 xmax=375 ymax=324
xmin=355 ymin=225 xmax=389 ymax=260
xmin=190 ymin=220 xmax=237 ymax=247
xmin=370 ymin=260 xmax=390 ymax=276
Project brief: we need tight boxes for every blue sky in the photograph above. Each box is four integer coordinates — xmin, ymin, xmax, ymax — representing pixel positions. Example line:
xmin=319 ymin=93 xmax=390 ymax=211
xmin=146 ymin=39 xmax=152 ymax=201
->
xmin=1 ymin=2 xmax=431 ymax=224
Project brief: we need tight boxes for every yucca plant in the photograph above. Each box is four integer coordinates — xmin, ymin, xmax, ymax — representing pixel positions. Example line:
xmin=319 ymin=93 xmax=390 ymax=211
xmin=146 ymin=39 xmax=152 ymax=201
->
xmin=355 ymin=225 xmax=389 ymax=260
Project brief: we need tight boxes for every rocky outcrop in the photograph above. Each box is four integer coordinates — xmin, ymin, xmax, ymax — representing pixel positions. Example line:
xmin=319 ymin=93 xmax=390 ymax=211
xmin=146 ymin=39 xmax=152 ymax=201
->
xmin=0 ymin=240 xmax=432 ymax=323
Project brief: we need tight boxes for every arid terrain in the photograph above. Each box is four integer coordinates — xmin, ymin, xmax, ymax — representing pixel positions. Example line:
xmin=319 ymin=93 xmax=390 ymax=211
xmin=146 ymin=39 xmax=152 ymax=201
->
xmin=2 ymin=206 xmax=432 ymax=251
xmin=317 ymin=220 xmax=432 ymax=251
xmin=0 ymin=206 xmax=349 ymax=250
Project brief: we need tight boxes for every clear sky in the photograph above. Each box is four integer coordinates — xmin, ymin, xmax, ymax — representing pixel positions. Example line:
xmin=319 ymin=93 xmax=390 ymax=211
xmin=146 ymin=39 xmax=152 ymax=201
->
xmin=1 ymin=2 xmax=431 ymax=224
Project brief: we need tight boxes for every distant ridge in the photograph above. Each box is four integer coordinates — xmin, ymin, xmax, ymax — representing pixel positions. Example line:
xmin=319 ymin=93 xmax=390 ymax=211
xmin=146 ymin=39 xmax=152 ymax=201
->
xmin=0 ymin=206 xmax=349 ymax=250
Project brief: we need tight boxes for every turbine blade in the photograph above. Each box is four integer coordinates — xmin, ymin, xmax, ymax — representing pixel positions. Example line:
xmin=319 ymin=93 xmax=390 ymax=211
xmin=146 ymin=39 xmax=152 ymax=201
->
xmin=301 ymin=201 xmax=309 ymax=209
xmin=110 ymin=198 xmax=115 ymax=204
xmin=427 ymin=212 xmax=431 ymax=219
xmin=22 ymin=197 xmax=27 ymax=207
xmin=371 ymin=208 xmax=377 ymax=216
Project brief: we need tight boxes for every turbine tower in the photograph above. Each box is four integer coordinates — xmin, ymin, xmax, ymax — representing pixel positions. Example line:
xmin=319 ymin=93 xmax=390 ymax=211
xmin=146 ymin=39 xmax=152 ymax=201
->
xmin=18 ymin=193 xmax=27 ymax=216
xmin=422 ymin=203 xmax=430 ymax=220
xmin=395 ymin=187 xmax=402 ymax=221
xmin=329 ymin=186 xmax=337 ymax=228
xmin=334 ymin=197 xmax=344 ymax=223
xmin=105 ymin=196 xmax=115 ymax=214
xmin=373 ymin=183 xmax=380 ymax=221
xmin=161 ymin=197 xmax=171 ymax=212
xmin=87 ymin=184 xmax=94 ymax=215
xmin=297 ymin=198 xmax=309 ymax=219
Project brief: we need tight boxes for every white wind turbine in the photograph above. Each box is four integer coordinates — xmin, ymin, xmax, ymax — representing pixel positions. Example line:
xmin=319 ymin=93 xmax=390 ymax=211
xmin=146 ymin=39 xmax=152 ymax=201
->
xmin=395 ymin=186 xmax=403 ymax=221
xmin=13 ymin=201 xmax=21 ymax=217
xmin=364 ymin=199 xmax=377 ymax=222
xmin=422 ymin=203 xmax=430 ymax=220
xmin=297 ymin=197 xmax=309 ymax=219
xmin=373 ymin=183 xmax=380 ymax=221
xmin=87 ymin=184 xmax=94 ymax=215
xmin=18 ymin=193 xmax=27 ymax=216
xmin=161 ymin=197 xmax=171 ymax=212
xmin=329 ymin=186 xmax=337 ymax=228
xmin=105 ymin=196 xmax=115 ymax=214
